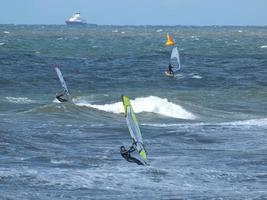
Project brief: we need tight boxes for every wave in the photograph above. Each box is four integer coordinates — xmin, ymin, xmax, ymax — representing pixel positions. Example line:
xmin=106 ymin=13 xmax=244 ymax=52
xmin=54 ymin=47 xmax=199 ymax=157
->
xmin=189 ymin=73 xmax=203 ymax=79
xmin=143 ymin=118 xmax=267 ymax=128
xmin=50 ymin=159 xmax=72 ymax=165
xmin=74 ymin=96 xmax=196 ymax=120
xmin=192 ymin=75 xmax=202 ymax=79
xmin=221 ymin=118 xmax=267 ymax=127
xmin=260 ymin=45 xmax=267 ymax=49
xmin=5 ymin=97 xmax=36 ymax=104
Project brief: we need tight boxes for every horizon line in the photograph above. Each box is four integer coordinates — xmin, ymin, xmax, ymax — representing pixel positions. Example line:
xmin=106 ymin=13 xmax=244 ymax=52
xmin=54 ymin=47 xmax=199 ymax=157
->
xmin=0 ymin=23 xmax=267 ymax=27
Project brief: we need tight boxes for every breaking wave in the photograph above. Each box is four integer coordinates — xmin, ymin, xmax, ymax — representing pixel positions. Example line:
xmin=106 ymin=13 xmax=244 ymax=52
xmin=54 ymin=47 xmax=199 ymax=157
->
xmin=74 ymin=96 xmax=196 ymax=120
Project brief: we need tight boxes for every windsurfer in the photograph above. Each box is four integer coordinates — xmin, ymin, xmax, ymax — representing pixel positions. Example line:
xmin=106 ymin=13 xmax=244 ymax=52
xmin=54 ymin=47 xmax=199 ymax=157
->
xmin=168 ymin=63 xmax=173 ymax=74
xmin=120 ymin=145 xmax=144 ymax=166
xmin=56 ymin=91 xmax=68 ymax=102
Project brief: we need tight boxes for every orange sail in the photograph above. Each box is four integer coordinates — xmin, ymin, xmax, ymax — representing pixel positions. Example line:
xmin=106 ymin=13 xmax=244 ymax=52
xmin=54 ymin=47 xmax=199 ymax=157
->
xmin=165 ymin=33 xmax=174 ymax=46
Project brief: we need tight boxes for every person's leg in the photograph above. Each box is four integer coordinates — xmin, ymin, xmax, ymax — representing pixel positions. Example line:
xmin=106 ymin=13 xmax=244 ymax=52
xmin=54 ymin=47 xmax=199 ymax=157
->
xmin=127 ymin=157 xmax=144 ymax=165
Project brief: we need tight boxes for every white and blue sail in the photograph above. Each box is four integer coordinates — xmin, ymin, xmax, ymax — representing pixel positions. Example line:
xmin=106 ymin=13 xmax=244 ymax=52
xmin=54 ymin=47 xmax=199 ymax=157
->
xmin=54 ymin=65 xmax=70 ymax=97
xmin=170 ymin=47 xmax=181 ymax=73
xmin=122 ymin=95 xmax=147 ymax=162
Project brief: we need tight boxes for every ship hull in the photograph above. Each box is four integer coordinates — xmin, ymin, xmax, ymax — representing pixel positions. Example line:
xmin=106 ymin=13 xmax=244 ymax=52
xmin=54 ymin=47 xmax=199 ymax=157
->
xmin=65 ymin=21 xmax=97 ymax=27
xmin=65 ymin=21 xmax=87 ymax=25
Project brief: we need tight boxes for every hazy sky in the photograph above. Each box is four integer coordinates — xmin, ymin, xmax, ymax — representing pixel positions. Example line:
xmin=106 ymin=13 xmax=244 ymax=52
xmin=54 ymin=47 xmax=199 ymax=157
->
xmin=1 ymin=0 xmax=266 ymax=25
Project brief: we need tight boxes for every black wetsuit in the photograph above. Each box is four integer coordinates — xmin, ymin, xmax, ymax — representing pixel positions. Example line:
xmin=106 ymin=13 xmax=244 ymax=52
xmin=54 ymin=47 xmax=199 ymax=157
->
xmin=120 ymin=146 xmax=144 ymax=166
xmin=168 ymin=64 xmax=173 ymax=74
xmin=56 ymin=93 xmax=68 ymax=102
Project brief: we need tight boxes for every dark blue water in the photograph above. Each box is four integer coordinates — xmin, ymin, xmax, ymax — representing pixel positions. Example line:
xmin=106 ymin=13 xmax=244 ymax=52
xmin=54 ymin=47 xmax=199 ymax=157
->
xmin=0 ymin=25 xmax=267 ymax=199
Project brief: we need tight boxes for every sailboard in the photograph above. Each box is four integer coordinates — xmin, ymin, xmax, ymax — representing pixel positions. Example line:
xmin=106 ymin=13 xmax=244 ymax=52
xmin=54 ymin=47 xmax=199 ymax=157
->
xmin=122 ymin=95 xmax=147 ymax=162
xmin=54 ymin=65 xmax=70 ymax=101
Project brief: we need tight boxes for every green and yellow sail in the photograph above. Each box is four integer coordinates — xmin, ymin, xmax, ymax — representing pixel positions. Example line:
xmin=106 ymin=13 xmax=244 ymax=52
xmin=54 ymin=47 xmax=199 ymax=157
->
xmin=122 ymin=95 xmax=147 ymax=160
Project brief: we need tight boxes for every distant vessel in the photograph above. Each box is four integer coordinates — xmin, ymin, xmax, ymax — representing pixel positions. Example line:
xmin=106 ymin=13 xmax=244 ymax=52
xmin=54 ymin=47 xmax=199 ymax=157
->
xmin=65 ymin=12 xmax=88 ymax=25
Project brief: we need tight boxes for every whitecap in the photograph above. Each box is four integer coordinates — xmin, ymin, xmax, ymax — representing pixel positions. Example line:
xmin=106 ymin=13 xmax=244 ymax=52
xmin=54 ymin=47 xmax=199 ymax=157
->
xmin=75 ymin=96 xmax=196 ymax=120
xmin=143 ymin=118 xmax=267 ymax=128
xmin=192 ymin=75 xmax=202 ymax=79
xmin=5 ymin=97 xmax=35 ymax=104
xmin=51 ymin=159 xmax=71 ymax=165
xmin=53 ymin=98 xmax=61 ymax=103
xmin=221 ymin=118 xmax=267 ymax=127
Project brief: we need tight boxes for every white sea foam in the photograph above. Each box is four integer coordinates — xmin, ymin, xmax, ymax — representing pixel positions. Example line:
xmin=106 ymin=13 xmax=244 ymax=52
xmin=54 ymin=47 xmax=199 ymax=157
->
xmin=3 ymin=31 xmax=10 ymax=34
xmin=0 ymin=42 xmax=5 ymax=46
xmin=75 ymin=96 xmax=196 ymax=120
xmin=221 ymin=118 xmax=267 ymax=127
xmin=142 ymin=122 xmax=206 ymax=128
xmin=260 ymin=45 xmax=267 ymax=49
xmin=190 ymin=73 xmax=202 ymax=79
xmin=143 ymin=118 xmax=267 ymax=128
xmin=192 ymin=75 xmax=202 ymax=79
xmin=5 ymin=97 xmax=35 ymax=104
xmin=156 ymin=29 xmax=163 ymax=33
xmin=50 ymin=159 xmax=72 ymax=165
xmin=191 ymin=35 xmax=199 ymax=40
xmin=53 ymin=98 xmax=61 ymax=103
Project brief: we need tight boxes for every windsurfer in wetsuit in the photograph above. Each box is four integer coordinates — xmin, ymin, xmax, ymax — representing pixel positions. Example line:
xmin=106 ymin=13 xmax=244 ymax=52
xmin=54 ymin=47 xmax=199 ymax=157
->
xmin=56 ymin=90 xmax=68 ymax=102
xmin=120 ymin=145 xmax=144 ymax=166
xmin=168 ymin=63 xmax=173 ymax=74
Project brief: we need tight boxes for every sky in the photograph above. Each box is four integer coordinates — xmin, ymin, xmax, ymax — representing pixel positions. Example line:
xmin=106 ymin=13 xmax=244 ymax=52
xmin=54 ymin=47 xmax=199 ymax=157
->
xmin=0 ymin=0 xmax=267 ymax=26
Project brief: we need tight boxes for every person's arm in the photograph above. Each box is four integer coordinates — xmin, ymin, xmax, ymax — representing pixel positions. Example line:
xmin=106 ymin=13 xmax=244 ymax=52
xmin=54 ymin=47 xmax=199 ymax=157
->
xmin=128 ymin=145 xmax=136 ymax=153
xmin=128 ymin=141 xmax=138 ymax=153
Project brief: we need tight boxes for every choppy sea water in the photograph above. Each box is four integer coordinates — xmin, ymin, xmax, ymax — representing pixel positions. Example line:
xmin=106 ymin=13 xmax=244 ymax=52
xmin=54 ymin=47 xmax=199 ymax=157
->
xmin=0 ymin=25 xmax=267 ymax=199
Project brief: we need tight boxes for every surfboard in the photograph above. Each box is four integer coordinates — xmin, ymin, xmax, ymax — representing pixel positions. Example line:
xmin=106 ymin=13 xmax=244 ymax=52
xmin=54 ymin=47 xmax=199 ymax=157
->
xmin=122 ymin=95 xmax=147 ymax=163
xmin=165 ymin=71 xmax=174 ymax=77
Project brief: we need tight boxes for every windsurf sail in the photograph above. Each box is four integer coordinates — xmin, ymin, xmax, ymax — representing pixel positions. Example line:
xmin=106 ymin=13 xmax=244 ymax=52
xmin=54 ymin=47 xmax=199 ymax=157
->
xmin=122 ymin=95 xmax=147 ymax=161
xmin=165 ymin=33 xmax=174 ymax=46
xmin=170 ymin=47 xmax=181 ymax=73
xmin=54 ymin=65 xmax=70 ymax=96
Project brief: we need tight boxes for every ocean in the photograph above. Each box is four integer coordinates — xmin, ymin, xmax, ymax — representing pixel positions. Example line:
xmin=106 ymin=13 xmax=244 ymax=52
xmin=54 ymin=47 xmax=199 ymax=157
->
xmin=0 ymin=25 xmax=267 ymax=199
